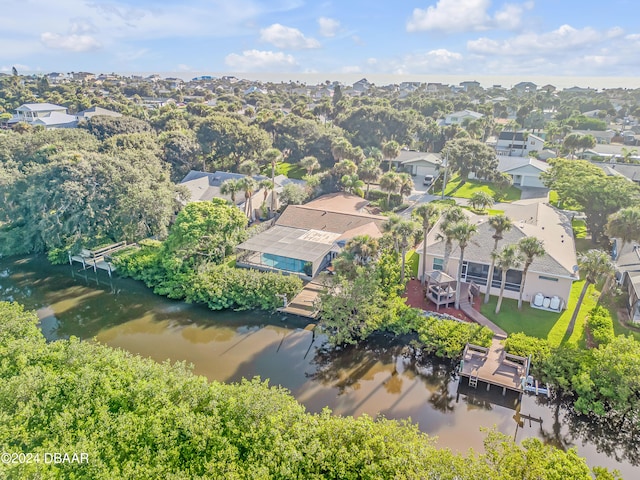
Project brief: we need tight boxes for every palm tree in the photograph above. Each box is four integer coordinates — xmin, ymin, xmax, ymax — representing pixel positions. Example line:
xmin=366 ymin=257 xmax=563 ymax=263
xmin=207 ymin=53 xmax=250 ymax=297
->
xmin=484 ymin=214 xmax=513 ymax=303
xmin=382 ymin=214 xmax=402 ymax=252
xmin=397 ymin=172 xmax=414 ymax=203
xmin=493 ymin=244 xmax=523 ymax=314
xmin=263 ymin=148 xmax=282 ymax=214
xmin=258 ymin=178 xmax=274 ymax=205
xmin=340 ymin=174 xmax=365 ymax=196
xmin=438 ymin=206 xmax=466 ymax=271
xmin=299 ymin=155 xmax=320 ymax=176
xmin=450 ymin=220 xmax=478 ymax=309
xmin=379 ymin=171 xmax=401 ymax=207
xmin=382 ymin=140 xmax=401 ymax=171
xmin=413 ymin=203 xmax=440 ymax=285
xmin=567 ymin=250 xmax=614 ymax=335
xmin=505 ymin=120 xmax=519 ymax=157
xmin=332 ymin=159 xmax=358 ymax=178
xmin=331 ymin=137 xmax=351 ymax=163
xmin=606 ymin=207 xmax=640 ymax=257
xmin=469 ymin=191 xmax=494 ymax=212
xmin=358 ymin=157 xmax=382 ymax=199
xmin=345 ymin=234 xmax=379 ymax=266
xmin=516 ymin=237 xmax=546 ymax=309
xmin=364 ymin=146 xmax=383 ymax=162
xmin=238 ymin=177 xmax=258 ymax=220
xmin=220 ymin=178 xmax=242 ymax=204
xmin=394 ymin=220 xmax=418 ymax=284
xmin=238 ymin=160 xmax=260 ymax=177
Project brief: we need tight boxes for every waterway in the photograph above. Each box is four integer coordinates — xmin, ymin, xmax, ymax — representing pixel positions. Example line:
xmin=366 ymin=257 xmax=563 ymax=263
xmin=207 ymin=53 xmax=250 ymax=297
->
xmin=0 ymin=255 xmax=638 ymax=477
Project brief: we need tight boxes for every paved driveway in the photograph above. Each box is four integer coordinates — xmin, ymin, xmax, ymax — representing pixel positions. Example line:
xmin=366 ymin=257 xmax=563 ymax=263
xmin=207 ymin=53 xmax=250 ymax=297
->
xmin=517 ymin=187 xmax=549 ymax=202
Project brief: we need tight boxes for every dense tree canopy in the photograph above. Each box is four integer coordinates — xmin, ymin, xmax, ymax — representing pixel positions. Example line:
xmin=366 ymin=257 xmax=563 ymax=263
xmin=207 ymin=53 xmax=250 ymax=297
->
xmin=0 ymin=301 xmax=612 ymax=479
xmin=542 ymin=159 xmax=640 ymax=242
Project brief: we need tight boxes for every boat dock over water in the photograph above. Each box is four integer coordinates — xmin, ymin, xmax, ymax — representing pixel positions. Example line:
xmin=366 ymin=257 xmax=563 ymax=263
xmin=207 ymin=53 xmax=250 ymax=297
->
xmin=68 ymin=242 xmax=129 ymax=276
xmin=459 ymin=339 xmax=529 ymax=395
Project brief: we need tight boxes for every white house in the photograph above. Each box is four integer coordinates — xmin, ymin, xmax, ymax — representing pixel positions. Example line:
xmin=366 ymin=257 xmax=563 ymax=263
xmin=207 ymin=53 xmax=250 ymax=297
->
xmin=497 ymin=157 xmax=549 ymax=188
xmin=495 ymin=131 xmax=545 ymax=157
xmin=9 ymin=103 xmax=77 ymax=128
xmin=390 ymin=151 xmax=442 ymax=177
xmin=443 ymin=110 xmax=484 ymax=126
xmin=417 ymin=203 xmax=578 ymax=310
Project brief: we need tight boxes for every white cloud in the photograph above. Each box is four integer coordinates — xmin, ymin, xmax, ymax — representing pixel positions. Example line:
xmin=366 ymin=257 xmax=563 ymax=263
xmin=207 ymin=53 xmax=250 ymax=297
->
xmin=407 ymin=0 xmax=491 ymax=33
xmin=318 ymin=17 xmax=340 ymax=37
xmin=468 ymin=24 xmax=623 ymax=55
xmin=407 ymin=0 xmax=534 ymax=33
xmin=40 ymin=32 xmax=102 ymax=52
xmin=391 ymin=49 xmax=464 ymax=74
xmin=259 ymin=23 xmax=320 ymax=49
xmin=225 ymin=49 xmax=297 ymax=71
xmin=340 ymin=65 xmax=361 ymax=73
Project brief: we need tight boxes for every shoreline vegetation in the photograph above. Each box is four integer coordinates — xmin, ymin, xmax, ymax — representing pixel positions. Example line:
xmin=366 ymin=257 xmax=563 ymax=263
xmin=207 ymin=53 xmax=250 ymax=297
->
xmin=0 ymin=301 xmax=619 ymax=479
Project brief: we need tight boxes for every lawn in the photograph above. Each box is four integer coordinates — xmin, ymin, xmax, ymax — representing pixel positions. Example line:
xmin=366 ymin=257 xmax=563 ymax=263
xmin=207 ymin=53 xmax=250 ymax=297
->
xmin=572 ymin=219 xmax=587 ymax=239
xmin=480 ymin=279 xmax=601 ymax=347
xmin=549 ymin=190 xmax=582 ymax=211
xmin=406 ymin=250 xmax=419 ymax=278
xmin=271 ymin=161 xmax=306 ymax=180
xmin=443 ymin=175 xmax=521 ymax=202
xmin=463 ymin=206 xmax=505 ymax=216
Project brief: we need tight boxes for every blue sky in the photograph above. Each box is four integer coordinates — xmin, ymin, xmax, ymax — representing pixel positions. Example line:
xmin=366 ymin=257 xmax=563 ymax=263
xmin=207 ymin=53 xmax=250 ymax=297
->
xmin=2 ymin=0 xmax=639 ymax=79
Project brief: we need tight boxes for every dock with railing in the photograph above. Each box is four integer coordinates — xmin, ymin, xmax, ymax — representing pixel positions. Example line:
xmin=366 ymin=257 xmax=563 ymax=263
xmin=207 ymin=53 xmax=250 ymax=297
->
xmin=459 ymin=339 xmax=529 ymax=395
xmin=68 ymin=242 xmax=129 ymax=276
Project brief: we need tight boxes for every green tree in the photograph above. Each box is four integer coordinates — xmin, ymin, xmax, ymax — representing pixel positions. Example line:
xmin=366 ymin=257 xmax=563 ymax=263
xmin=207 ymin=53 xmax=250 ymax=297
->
xmin=358 ymin=157 xmax=382 ymax=198
xmin=493 ymin=244 xmax=523 ymax=314
xmin=238 ymin=159 xmax=260 ymax=177
xmin=438 ymin=206 xmax=466 ymax=271
xmin=279 ymin=183 xmax=308 ymax=207
xmin=606 ymin=207 xmax=640 ymax=254
xmin=379 ymin=171 xmax=401 ymax=206
xmin=449 ymin=219 xmax=478 ymax=309
xmin=542 ymin=159 xmax=640 ymax=243
xmin=393 ymin=220 xmax=419 ymax=284
xmin=413 ymin=203 xmax=440 ymax=285
xmin=517 ymin=237 xmax=546 ymax=309
xmin=567 ymin=249 xmax=614 ymax=336
xmin=484 ymin=214 xmax=513 ymax=304
xmin=163 ymin=199 xmax=247 ymax=267
xmin=397 ymin=172 xmax=414 ymax=203
xmin=238 ymin=177 xmax=258 ymax=220
xmin=442 ymin=137 xmax=498 ymax=181
xmin=331 ymin=136 xmax=352 ymax=163
xmin=220 ymin=178 xmax=242 ymax=204
xmin=469 ymin=191 xmax=494 ymax=212
xmin=382 ymin=140 xmax=401 ymax=171
xmin=299 ymin=155 xmax=320 ymax=175
xmin=340 ymin=173 xmax=365 ymax=197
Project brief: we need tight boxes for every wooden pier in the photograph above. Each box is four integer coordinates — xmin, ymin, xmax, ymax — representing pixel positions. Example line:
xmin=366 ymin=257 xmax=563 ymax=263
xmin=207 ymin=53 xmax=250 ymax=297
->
xmin=68 ymin=242 xmax=129 ymax=276
xmin=459 ymin=339 xmax=529 ymax=395
xmin=277 ymin=281 xmax=324 ymax=319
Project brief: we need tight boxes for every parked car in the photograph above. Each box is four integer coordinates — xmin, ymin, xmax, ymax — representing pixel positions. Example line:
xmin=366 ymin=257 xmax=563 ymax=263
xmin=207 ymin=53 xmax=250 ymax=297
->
xmin=423 ymin=175 xmax=434 ymax=185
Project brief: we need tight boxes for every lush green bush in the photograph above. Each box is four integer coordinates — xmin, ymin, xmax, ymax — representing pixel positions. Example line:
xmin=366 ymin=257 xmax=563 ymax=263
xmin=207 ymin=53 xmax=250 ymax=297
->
xmin=115 ymin=244 xmax=302 ymax=312
xmin=0 ymin=301 xmax=611 ymax=479
xmin=586 ymin=305 xmax=615 ymax=346
xmin=504 ymin=333 xmax=552 ymax=371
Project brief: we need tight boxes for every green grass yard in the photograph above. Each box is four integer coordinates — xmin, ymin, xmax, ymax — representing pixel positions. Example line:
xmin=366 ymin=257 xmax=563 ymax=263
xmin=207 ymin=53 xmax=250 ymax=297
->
xmin=443 ymin=175 xmax=521 ymax=202
xmin=480 ymin=279 xmax=600 ymax=347
xmin=272 ymin=162 xmax=306 ymax=180
xmin=407 ymin=250 xmax=419 ymax=278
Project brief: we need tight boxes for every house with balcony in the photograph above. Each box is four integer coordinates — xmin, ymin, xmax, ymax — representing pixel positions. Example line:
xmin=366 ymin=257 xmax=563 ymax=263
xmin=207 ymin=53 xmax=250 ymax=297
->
xmin=612 ymin=241 xmax=640 ymax=323
xmin=9 ymin=103 xmax=78 ymax=128
xmin=495 ymin=131 xmax=545 ymax=157
xmin=417 ymin=202 xmax=578 ymax=311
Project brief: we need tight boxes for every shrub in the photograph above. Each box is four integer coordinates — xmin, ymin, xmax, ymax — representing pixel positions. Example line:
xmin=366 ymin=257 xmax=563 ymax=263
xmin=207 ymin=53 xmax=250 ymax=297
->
xmin=586 ymin=305 xmax=614 ymax=346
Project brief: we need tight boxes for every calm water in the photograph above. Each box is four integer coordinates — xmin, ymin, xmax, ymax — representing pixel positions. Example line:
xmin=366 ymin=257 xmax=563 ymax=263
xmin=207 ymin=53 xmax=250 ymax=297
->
xmin=0 ymin=256 xmax=638 ymax=477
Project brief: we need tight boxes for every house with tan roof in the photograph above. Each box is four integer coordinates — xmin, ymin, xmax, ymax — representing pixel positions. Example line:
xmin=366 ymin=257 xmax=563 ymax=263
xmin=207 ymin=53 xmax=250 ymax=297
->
xmin=235 ymin=193 xmax=387 ymax=279
xmin=416 ymin=203 xmax=578 ymax=310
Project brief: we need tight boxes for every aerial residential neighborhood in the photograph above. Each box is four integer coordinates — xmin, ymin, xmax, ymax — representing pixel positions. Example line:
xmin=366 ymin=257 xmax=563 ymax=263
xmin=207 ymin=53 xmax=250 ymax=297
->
xmin=2 ymin=70 xmax=640 ymax=478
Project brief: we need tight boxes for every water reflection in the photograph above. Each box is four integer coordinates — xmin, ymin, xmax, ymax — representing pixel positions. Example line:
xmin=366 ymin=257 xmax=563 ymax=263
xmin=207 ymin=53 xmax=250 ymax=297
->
xmin=0 ymin=256 xmax=638 ymax=477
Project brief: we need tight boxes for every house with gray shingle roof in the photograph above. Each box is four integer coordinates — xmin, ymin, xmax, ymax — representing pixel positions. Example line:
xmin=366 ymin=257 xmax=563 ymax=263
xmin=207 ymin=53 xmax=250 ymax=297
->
xmin=9 ymin=103 xmax=77 ymax=128
xmin=612 ymin=241 xmax=640 ymax=323
xmin=417 ymin=203 xmax=578 ymax=310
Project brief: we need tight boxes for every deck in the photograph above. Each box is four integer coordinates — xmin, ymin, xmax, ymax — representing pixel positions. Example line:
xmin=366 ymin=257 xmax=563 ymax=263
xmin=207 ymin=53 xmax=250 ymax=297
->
xmin=459 ymin=339 xmax=528 ymax=393
xmin=277 ymin=281 xmax=324 ymax=318
xmin=69 ymin=242 xmax=129 ymax=276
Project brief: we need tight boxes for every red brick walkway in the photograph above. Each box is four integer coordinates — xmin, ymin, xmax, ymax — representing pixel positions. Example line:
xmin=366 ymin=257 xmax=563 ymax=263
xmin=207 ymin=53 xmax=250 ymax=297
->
xmin=403 ymin=279 xmax=480 ymax=322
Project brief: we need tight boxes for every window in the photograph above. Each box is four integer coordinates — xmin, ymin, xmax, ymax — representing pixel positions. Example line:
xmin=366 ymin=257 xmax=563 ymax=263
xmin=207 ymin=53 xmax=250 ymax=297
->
xmin=433 ymin=258 xmax=443 ymax=271
xmin=491 ymin=268 xmax=522 ymax=291
xmin=538 ymin=275 xmax=558 ymax=282
xmin=465 ymin=261 xmax=489 ymax=286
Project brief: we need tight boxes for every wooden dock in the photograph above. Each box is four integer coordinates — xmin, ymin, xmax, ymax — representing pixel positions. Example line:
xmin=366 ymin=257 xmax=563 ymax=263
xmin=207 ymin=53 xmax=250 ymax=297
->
xmin=277 ymin=281 xmax=324 ymax=319
xmin=459 ymin=339 xmax=529 ymax=395
xmin=69 ymin=242 xmax=129 ymax=276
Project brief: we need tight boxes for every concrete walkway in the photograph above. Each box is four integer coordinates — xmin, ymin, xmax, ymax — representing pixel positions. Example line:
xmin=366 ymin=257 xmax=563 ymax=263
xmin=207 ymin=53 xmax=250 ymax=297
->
xmin=459 ymin=301 xmax=507 ymax=339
